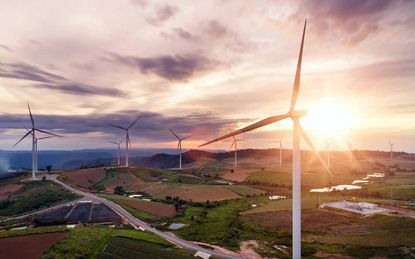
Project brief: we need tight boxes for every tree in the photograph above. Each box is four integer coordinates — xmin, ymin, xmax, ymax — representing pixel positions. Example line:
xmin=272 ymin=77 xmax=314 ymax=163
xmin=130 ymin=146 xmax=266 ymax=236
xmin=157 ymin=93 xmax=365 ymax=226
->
xmin=114 ymin=186 xmax=126 ymax=195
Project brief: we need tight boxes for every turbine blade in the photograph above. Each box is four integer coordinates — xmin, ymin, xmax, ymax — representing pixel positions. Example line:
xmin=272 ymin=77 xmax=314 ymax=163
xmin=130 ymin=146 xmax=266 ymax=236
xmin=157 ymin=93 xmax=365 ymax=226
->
xmin=28 ymin=103 xmax=35 ymax=128
xmin=118 ymin=138 xmax=125 ymax=144
xmin=35 ymin=128 xmax=62 ymax=137
xmin=109 ymin=141 xmax=118 ymax=144
xmin=177 ymin=141 xmax=180 ymax=151
xmin=181 ymin=135 xmax=191 ymax=141
xmin=299 ymin=124 xmax=333 ymax=177
xmin=37 ymin=136 xmax=54 ymax=140
xmin=108 ymin=123 xmax=126 ymax=130
xmin=199 ymin=113 xmax=290 ymax=147
xmin=127 ymin=115 xmax=141 ymax=129
xmin=169 ymin=129 xmax=180 ymax=140
xmin=290 ymin=19 xmax=307 ymax=112
xmin=13 ymin=130 xmax=33 ymax=147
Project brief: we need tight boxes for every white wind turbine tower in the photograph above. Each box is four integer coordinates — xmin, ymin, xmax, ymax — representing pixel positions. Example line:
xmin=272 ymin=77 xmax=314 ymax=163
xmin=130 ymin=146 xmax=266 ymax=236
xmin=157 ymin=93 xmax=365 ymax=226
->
xmin=109 ymin=138 xmax=125 ymax=166
xmin=389 ymin=141 xmax=394 ymax=160
xmin=14 ymin=104 xmax=61 ymax=180
xmin=347 ymin=141 xmax=353 ymax=163
xmin=272 ymin=137 xmax=284 ymax=167
xmin=27 ymin=129 xmax=55 ymax=173
xmin=108 ymin=116 xmax=141 ymax=167
xmin=199 ymin=20 xmax=332 ymax=259
xmin=229 ymin=136 xmax=243 ymax=168
xmin=169 ymin=129 xmax=190 ymax=169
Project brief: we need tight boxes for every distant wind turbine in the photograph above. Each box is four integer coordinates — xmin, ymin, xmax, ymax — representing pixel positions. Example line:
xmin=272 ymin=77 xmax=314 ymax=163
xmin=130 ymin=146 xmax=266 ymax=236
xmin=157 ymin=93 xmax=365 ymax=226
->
xmin=229 ymin=136 xmax=243 ymax=168
xmin=389 ymin=141 xmax=394 ymax=160
xmin=169 ymin=129 xmax=190 ymax=169
xmin=108 ymin=116 xmax=141 ymax=167
xmin=199 ymin=20 xmax=332 ymax=258
xmin=14 ymin=104 xmax=61 ymax=180
xmin=109 ymin=138 xmax=125 ymax=166
xmin=347 ymin=141 xmax=353 ymax=163
xmin=272 ymin=137 xmax=284 ymax=167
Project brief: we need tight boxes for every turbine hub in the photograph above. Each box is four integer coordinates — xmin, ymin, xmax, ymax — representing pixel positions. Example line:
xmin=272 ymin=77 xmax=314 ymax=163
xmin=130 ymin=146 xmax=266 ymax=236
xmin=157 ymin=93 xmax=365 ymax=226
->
xmin=289 ymin=110 xmax=307 ymax=118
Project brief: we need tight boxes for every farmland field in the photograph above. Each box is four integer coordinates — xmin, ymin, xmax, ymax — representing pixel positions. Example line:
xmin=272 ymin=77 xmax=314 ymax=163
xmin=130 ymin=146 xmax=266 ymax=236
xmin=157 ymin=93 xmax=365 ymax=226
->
xmin=225 ymin=185 xmax=266 ymax=197
xmin=244 ymin=170 xmax=358 ymax=188
xmin=116 ymin=199 xmax=176 ymax=217
xmin=0 ymin=184 xmax=23 ymax=200
xmin=60 ymin=168 xmax=107 ymax=189
xmin=142 ymin=183 xmax=242 ymax=202
xmin=243 ymin=210 xmax=415 ymax=247
xmin=221 ymin=168 xmax=258 ymax=182
xmin=97 ymin=236 xmax=194 ymax=259
xmin=92 ymin=168 xmax=146 ymax=192
xmin=0 ymin=232 xmax=66 ymax=259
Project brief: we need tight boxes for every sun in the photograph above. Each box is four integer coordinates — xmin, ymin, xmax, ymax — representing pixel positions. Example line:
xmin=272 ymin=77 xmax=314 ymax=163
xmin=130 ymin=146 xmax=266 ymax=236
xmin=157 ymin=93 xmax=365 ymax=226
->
xmin=302 ymin=97 xmax=354 ymax=137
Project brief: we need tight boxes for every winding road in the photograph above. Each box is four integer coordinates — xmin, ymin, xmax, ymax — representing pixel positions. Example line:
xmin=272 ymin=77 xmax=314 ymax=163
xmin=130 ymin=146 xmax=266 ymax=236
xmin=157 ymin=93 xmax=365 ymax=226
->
xmin=46 ymin=175 xmax=242 ymax=259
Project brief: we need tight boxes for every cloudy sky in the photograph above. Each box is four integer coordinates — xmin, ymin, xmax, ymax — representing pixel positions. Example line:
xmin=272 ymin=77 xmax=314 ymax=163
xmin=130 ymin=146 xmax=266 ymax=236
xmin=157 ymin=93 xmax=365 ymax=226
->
xmin=0 ymin=0 xmax=414 ymax=152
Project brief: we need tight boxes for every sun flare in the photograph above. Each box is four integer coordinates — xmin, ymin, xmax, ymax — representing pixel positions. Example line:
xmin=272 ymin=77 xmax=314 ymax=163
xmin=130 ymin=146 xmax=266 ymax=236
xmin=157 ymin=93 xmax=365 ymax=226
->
xmin=303 ymin=98 xmax=354 ymax=137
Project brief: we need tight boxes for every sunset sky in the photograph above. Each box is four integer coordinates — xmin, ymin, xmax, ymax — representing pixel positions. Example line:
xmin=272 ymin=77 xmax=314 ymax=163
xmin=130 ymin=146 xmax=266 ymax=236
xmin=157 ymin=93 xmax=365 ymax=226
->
xmin=0 ymin=0 xmax=414 ymax=152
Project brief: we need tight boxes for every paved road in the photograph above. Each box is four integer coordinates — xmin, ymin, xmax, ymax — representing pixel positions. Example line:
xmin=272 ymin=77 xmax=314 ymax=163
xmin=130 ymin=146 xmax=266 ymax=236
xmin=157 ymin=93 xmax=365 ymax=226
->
xmin=47 ymin=175 xmax=242 ymax=259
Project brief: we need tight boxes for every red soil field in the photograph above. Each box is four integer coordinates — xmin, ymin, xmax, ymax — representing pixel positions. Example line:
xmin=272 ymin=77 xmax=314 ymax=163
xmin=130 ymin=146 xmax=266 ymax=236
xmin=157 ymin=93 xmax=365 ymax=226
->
xmin=0 ymin=232 xmax=66 ymax=259
xmin=105 ymin=173 xmax=146 ymax=193
xmin=117 ymin=199 xmax=176 ymax=217
xmin=62 ymin=168 xmax=106 ymax=188
xmin=221 ymin=169 xmax=257 ymax=182
xmin=0 ymin=184 xmax=24 ymax=200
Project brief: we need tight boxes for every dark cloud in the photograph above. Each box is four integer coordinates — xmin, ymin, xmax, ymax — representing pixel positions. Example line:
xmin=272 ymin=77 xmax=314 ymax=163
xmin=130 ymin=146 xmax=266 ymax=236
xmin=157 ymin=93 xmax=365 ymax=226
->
xmin=146 ymin=3 xmax=179 ymax=26
xmin=172 ymin=27 xmax=194 ymax=40
xmin=34 ymin=83 xmax=124 ymax=97
xmin=295 ymin=0 xmax=395 ymax=44
xmin=0 ymin=62 xmax=67 ymax=83
xmin=112 ymin=53 xmax=215 ymax=81
xmin=0 ymin=110 xmax=241 ymax=142
xmin=204 ymin=20 xmax=229 ymax=39
xmin=0 ymin=62 xmax=125 ymax=97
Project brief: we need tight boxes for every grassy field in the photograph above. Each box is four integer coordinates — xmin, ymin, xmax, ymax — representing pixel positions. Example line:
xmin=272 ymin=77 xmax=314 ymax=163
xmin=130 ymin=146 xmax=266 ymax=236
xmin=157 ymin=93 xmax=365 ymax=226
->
xmin=245 ymin=170 xmax=359 ymax=188
xmin=97 ymin=236 xmax=194 ymax=259
xmin=43 ymin=226 xmax=179 ymax=259
xmin=0 ymin=181 xmax=79 ymax=217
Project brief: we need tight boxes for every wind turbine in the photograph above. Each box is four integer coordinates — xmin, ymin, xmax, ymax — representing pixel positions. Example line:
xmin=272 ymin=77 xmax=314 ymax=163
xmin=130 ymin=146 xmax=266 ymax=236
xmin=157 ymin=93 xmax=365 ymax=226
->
xmin=347 ymin=141 xmax=353 ymax=163
xmin=389 ymin=141 xmax=393 ymax=160
xmin=108 ymin=116 xmax=141 ymax=167
xmin=272 ymin=137 xmax=284 ymax=167
xmin=14 ymin=104 xmax=61 ymax=180
xmin=169 ymin=129 xmax=190 ymax=169
xmin=109 ymin=138 xmax=125 ymax=166
xmin=199 ymin=20 xmax=332 ymax=259
xmin=229 ymin=136 xmax=243 ymax=168
xmin=27 ymin=129 xmax=55 ymax=173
